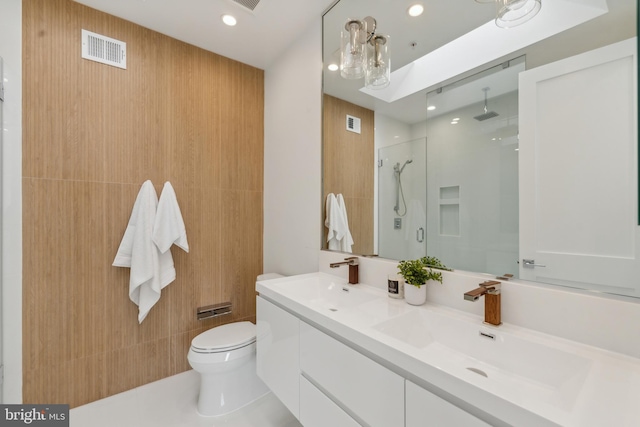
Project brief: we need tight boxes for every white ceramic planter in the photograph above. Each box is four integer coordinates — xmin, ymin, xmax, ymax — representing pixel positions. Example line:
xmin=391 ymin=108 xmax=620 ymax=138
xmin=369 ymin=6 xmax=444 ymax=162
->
xmin=404 ymin=283 xmax=427 ymax=305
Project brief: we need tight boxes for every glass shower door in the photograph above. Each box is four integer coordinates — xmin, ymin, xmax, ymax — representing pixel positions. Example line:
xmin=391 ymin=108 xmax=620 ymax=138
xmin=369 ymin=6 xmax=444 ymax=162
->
xmin=377 ymin=138 xmax=427 ymax=260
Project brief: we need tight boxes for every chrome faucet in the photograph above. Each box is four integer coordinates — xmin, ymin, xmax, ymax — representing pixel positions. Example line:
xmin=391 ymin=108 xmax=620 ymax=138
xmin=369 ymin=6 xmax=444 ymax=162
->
xmin=464 ymin=280 xmax=502 ymax=326
xmin=329 ymin=256 xmax=359 ymax=284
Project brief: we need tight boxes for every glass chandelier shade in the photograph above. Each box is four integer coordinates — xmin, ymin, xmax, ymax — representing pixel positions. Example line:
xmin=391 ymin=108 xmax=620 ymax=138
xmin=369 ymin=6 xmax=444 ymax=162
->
xmin=340 ymin=19 xmax=366 ymax=79
xmin=339 ymin=16 xmax=390 ymax=90
xmin=364 ymin=35 xmax=390 ymax=89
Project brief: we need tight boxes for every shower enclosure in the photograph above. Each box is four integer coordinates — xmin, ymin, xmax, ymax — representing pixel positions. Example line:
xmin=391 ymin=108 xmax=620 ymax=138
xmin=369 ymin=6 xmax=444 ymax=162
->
xmin=424 ymin=60 xmax=521 ymax=277
xmin=378 ymin=138 xmax=427 ymax=260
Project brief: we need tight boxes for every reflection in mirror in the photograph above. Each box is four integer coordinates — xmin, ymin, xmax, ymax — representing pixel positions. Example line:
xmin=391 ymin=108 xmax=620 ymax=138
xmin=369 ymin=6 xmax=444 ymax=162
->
xmin=378 ymin=137 xmax=426 ymax=260
xmin=323 ymin=94 xmax=374 ymax=255
xmin=425 ymin=58 xmax=523 ymax=279
xmin=322 ymin=0 xmax=638 ymax=298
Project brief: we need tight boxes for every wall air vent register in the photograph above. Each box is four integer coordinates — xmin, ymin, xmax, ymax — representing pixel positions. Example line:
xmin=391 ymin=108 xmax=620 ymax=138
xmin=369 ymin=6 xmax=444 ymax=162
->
xmin=81 ymin=29 xmax=127 ymax=69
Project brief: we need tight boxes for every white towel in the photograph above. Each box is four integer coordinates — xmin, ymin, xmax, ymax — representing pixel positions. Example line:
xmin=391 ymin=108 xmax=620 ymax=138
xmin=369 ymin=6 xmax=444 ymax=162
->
xmin=152 ymin=182 xmax=189 ymax=290
xmin=325 ymin=193 xmax=345 ymax=250
xmin=336 ymin=194 xmax=354 ymax=253
xmin=153 ymin=182 xmax=189 ymax=253
xmin=324 ymin=193 xmax=354 ymax=253
xmin=113 ymin=180 xmax=163 ymax=323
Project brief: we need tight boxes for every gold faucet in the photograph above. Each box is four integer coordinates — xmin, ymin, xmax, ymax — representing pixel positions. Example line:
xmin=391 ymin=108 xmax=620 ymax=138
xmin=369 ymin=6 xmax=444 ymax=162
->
xmin=329 ymin=256 xmax=359 ymax=284
xmin=464 ymin=280 xmax=502 ymax=326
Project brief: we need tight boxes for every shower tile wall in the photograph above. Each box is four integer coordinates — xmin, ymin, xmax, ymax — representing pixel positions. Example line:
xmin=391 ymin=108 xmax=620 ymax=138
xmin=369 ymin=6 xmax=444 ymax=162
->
xmin=22 ymin=0 xmax=264 ymax=407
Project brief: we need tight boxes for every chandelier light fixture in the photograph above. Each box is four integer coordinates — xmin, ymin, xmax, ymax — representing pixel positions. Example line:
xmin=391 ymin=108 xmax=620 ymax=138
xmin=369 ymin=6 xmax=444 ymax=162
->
xmin=340 ymin=16 xmax=390 ymax=89
xmin=476 ymin=0 xmax=542 ymax=28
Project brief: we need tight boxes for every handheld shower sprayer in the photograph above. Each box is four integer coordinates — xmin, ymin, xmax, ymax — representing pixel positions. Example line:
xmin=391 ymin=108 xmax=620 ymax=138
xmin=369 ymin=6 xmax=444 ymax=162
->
xmin=394 ymin=159 xmax=413 ymax=173
xmin=394 ymin=159 xmax=413 ymax=216
xmin=398 ymin=159 xmax=413 ymax=173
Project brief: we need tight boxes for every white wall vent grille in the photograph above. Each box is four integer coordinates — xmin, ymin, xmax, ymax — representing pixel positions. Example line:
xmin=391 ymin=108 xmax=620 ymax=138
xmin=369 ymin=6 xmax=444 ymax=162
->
xmin=230 ymin=0 xmax=261 ymax=11
xmin=346 ymin=114 xmax=361 ymax=134
xmin=81 ymin=29 xmax=126 ymax=69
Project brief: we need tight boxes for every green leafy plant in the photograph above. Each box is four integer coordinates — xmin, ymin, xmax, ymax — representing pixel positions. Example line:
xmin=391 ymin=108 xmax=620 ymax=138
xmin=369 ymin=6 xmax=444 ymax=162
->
xmin=397 ymin=256 xmax=448 ymax=287
xmin=421 ymin=256 xmax=451 ymax=271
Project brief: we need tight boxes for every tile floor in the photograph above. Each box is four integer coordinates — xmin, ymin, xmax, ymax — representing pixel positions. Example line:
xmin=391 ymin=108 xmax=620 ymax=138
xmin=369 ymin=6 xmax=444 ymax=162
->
xmin=69 ymin=370 xmax=302 ymax=427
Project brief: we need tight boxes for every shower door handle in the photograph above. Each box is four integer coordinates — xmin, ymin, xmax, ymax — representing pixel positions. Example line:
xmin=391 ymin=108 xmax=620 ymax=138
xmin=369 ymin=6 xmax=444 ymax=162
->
xmin=417 ymin=227 xmax=425 ymax=243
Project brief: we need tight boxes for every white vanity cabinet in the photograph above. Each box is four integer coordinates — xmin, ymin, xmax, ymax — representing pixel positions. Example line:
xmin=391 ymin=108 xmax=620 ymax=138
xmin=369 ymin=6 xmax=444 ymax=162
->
xmin=299 ymin=321 xmax=405 ymax=427
xmin=256 ymin=296 xmax=300 ymax=418
xmin=406 ymin=380 xmax=491 ymax=427
xmin=257 ymin=295 xmax=485 ymax=427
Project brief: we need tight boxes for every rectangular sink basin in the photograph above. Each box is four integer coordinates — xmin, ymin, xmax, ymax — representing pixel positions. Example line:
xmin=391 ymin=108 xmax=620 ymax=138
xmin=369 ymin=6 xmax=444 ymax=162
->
xmin=266 ymin=273 xmax=379 ymax=311
xmin=373 ymin=309 xmax=592 ymax=411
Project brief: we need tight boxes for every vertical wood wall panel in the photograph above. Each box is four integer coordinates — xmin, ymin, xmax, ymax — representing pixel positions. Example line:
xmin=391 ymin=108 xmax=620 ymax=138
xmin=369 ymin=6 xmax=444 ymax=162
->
xmin=22 ymin=0 xmax=264 ymax=407
xmin=323 ymin=94 xmax=374 ymax=255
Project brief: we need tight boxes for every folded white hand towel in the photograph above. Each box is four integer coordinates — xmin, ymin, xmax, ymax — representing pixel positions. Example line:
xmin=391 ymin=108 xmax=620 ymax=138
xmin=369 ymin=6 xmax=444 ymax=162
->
xmin=152 ymin=182 xmax=189 ymax=290
xmin=325 ymin=193 xmax=345 ymax=250
xmin=337 ymin=194 xmax=354 ymax=253
xmin=153 ymin=182 xmax=189 ymax=253
xmin=113 ymin=180 xmax=163 ymax=323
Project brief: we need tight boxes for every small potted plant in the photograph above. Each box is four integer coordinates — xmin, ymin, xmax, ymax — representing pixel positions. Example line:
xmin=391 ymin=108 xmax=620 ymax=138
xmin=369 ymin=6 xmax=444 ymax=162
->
xmin=397 ymin=256 xmax=448 ymax=305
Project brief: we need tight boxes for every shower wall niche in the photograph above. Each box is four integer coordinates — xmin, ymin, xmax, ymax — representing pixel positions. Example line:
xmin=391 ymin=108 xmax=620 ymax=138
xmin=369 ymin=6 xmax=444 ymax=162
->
xmin=439 ymin=185 xmax=460 ymax=237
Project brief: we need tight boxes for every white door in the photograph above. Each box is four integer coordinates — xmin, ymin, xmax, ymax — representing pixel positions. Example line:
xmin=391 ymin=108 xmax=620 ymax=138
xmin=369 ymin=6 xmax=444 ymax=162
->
xmin=519 ymin=38 xmax=640 ymax=296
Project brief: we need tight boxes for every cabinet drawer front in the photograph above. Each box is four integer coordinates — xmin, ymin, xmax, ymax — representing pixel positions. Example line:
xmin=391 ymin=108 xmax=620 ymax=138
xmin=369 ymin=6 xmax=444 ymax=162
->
xmin=256 ymin=297 xmax=300 ymax=419
xmin=406 ymin=380 xmax=491 ymax=427
xmin=300 ymin=376 xmax=362 ymax=427
xmin=300 ymin=322 xmax=404 ymax=427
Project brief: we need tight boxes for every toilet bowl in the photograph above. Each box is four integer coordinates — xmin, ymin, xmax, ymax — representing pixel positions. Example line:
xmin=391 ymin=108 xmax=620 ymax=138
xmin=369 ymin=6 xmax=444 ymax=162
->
xmin=187 ymin=321 xmax=269 ymax=417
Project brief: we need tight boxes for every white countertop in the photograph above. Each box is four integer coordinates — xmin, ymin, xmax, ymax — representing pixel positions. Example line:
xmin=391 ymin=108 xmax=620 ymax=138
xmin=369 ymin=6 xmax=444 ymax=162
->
xmin=257 ymin=272 xmax=640 ymax=427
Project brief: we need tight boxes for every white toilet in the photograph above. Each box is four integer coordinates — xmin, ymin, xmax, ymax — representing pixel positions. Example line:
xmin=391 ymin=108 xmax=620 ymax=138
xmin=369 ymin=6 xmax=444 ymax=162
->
xmin=188 ymin=321 xmax=268 ymax=416
xmin=187 ymin=273 xmax=283 ymax=417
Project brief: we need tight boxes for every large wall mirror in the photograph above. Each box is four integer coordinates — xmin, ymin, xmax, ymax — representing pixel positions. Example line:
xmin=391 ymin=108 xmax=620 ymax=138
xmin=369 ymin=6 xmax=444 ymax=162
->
xmin=322 ymin=0 xmax=640 ymax=298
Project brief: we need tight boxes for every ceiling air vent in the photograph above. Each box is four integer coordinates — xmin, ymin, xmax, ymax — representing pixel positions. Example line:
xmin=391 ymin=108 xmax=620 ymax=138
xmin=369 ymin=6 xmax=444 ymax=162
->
xmin=230 ymin=0 xmax=261 ymax=11
xmin=81 ymin=29 xmax=126 ymax=69
xmin=346 ymin=114 xmax=361 ymax=134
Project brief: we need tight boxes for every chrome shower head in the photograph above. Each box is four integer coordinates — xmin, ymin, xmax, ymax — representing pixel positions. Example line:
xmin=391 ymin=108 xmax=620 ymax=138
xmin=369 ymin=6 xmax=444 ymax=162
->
xmin=474 ymin=87 xmax=499 ymax=121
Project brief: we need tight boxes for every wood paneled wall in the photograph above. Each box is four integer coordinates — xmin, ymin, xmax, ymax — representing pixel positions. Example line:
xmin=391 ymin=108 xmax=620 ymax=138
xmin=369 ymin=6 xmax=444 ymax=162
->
xmin=22 ymin=0 xmax=264 ymax=407
xmin=323 ymin=94 xmax=374 ymax=255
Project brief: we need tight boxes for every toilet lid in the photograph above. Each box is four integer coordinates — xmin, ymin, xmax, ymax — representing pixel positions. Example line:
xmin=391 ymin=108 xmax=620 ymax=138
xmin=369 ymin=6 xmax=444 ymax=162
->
xmin=191 ymin=321 xmax=256 ymax=352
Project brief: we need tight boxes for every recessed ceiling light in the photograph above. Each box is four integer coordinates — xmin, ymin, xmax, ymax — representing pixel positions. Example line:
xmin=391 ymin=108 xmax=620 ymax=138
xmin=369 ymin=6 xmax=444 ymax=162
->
xmin=408 ymin=4 xmax=424 ymax=17
xmin=222 ymin=14 xmax=237 ymax=26
xmin=451 ymin=121 xmax=458 ymax=125
xmin=427 ymin=105 xmax=436 ymax=111
xmin=327 ymin=63 xmax=339 ymax=71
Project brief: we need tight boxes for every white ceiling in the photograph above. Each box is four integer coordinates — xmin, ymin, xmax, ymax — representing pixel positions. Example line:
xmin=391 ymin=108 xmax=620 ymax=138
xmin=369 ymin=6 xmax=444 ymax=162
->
xmin=73 ymin=0 xmax=337 ymax=69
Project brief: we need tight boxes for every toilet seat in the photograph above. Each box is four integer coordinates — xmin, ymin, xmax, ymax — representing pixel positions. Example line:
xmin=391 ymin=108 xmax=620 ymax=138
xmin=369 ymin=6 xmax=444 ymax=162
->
xmin=190 ymin=321 xmax=256 ymax=354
